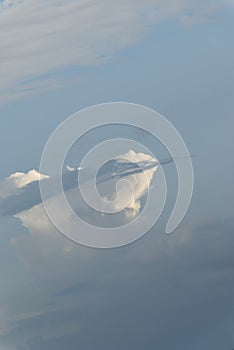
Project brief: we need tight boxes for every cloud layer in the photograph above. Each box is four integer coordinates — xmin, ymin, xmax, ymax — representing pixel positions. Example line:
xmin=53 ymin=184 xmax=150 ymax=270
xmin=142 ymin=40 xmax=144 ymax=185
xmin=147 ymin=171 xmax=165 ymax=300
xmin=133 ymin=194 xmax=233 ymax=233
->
xmin=0 ymin=0 xmax=231 ymax=104
xmin=2 ymin=217 xmax=234 ymax=350
xmin=0 ymin=154 xmax=234 ymax=349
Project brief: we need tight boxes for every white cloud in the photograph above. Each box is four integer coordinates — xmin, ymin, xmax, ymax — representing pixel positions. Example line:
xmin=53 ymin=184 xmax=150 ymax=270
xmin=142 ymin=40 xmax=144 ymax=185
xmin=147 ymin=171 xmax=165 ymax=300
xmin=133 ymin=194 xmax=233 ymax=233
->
xmin=1 ymin=151 xmax=234 ymax=346
xmin=66 ymin=165 xmax=83 ymax=172
xmin=113 ymin=150 xmax=158 ymax=214
xmin=0 ymin=0 xmax=231 ymax=104
xmin=0 ymin=150 xmax=159 ymax=334
xmin=0 ymin=150 xmax=158 ymax=217
xmin=0 ymin=169 xmax=49 ymax=198
xmin=11 ymin=150 xmax=158 ymax=230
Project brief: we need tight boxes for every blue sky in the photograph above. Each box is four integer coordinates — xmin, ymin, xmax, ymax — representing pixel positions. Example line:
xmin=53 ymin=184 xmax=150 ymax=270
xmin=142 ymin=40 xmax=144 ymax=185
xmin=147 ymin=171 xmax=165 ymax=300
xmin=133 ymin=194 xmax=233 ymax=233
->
xmin=0 ymin=1 xmax=234 ymax=349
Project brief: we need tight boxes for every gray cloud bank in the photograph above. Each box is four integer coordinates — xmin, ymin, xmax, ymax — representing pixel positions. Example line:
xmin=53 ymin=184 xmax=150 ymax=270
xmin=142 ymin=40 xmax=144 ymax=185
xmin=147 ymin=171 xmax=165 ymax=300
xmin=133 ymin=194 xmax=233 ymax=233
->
xmin=1 ymin=218 xmax=234 ymax=350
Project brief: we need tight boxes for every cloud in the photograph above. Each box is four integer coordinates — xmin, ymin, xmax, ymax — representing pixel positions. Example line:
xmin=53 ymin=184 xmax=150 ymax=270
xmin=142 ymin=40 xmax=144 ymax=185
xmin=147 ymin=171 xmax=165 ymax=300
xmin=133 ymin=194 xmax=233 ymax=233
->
xmin=0 ymin=169 xmax=48 ymax=198
xmin=0 ymin=75 xmax=81 ymax=105
xmin=0 ymin=0 xmax=231 ymax=104
xmin=0 ymin=152 xmax=191 ymax=218
xmin=0 ymin=149 xmax=233 ymax=350
xmin=0 ymin=150 xmax=158 ymax=293
xmin=96 ymin=150 xmax=158 ymax=214
xmin=15 ymin=150 xmax=158 ymax=231
xmin=1 ymin=217 xmax=234 ymax=350
xmin=0 ymin=150 xmax=158 ymax=217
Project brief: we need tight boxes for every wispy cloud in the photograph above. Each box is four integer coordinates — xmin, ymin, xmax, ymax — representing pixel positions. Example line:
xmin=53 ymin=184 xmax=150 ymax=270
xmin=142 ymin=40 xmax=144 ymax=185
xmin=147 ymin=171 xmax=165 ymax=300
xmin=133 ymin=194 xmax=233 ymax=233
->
xmin=0 ymin=0 xmax=231 ymax=104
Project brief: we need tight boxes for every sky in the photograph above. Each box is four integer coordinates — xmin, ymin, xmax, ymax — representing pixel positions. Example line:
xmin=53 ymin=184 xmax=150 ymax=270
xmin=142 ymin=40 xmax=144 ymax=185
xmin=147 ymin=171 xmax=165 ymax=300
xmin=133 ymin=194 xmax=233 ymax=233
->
xmin=0 ymin=0 xmax=234 ymax=349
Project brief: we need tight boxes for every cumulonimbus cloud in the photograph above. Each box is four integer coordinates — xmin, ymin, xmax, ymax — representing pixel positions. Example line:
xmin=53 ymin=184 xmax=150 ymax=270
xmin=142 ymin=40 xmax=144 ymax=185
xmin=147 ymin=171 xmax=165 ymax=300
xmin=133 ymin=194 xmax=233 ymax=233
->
xmin=0 ymin=150 xmax=193 ymax=220
xmin=0 ymin=150 xmax=158 ymax=220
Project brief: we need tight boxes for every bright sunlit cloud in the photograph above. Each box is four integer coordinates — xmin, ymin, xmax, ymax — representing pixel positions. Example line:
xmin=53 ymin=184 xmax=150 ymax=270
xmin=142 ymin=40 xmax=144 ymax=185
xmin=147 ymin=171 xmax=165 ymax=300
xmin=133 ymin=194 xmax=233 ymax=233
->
xmin=0 ymin=169 xmax=49 ymax=198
